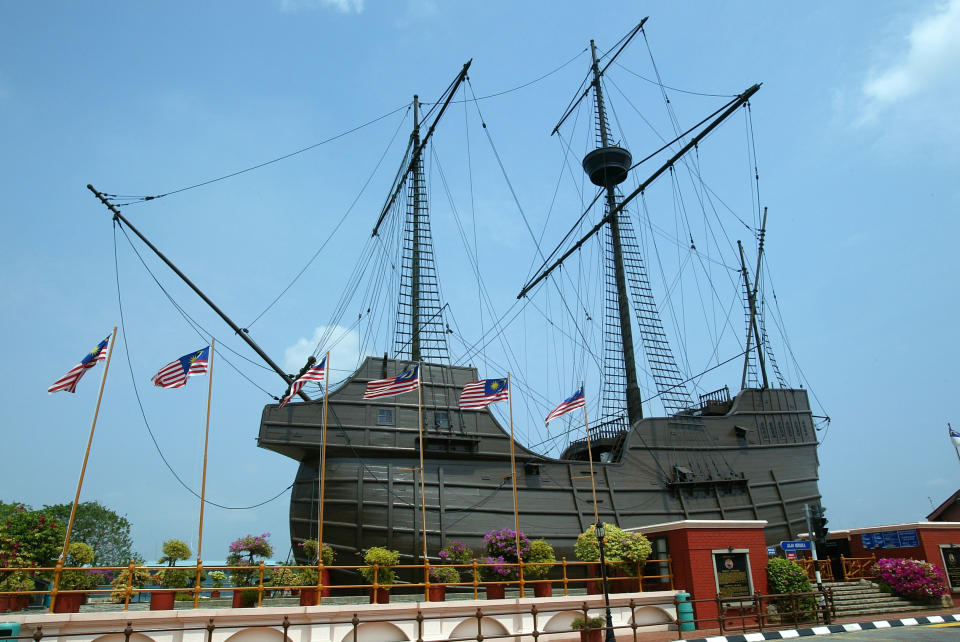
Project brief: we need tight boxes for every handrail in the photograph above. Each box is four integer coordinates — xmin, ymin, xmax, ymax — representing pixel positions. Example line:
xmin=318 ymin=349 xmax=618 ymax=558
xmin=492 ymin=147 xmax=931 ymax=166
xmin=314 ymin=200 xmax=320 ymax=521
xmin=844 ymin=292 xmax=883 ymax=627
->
xmin=673 ymin=587 xmax=836 ymax=639
xmin=841 ymin=554 xmax=878 ymax=580
xmin=0 ymin=557 xmax=673 ymax=610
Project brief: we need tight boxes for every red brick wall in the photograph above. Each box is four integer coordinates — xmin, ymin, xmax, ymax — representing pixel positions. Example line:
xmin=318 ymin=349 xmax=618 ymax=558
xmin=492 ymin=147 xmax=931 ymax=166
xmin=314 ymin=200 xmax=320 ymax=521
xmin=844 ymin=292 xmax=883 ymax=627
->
xmin=648 ymin=526 xmax=769 ymax=622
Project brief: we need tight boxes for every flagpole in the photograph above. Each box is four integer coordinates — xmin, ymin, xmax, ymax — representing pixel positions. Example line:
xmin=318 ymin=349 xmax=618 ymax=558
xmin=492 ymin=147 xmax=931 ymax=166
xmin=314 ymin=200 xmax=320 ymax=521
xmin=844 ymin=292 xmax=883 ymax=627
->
xmin=50 ymin=327 xmax=117 ymax=614
xmin=193 ymin=339 xmax=215 ymax=608
xmin=416 ymin=363 xmax=429 ymax=598
xmin=316 ymin=351 xmax=331 ymax=605
xmin=951 ymin=423 xmax=960 ymax=464
xmin=507 ymin=373 xmax=524 ymax=597
xmin=581 ymin=385 xmax=601 ymax=525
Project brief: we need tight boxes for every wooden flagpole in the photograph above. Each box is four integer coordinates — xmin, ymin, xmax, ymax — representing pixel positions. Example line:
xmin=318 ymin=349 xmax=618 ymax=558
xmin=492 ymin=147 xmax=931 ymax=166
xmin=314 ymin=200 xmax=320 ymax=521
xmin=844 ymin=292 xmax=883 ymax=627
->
xmin=316 ymin=351 xmax=331 ymax=604
xmin=50 ymin=326 xmax=117 ymax=613
xmin=416 ymin=363 xmax=429 ymax=599
xmin=507 ymin=373 xmax=524 ymax=596
xmin=193 ymin=339 xmax=215 ymax=608
xmin=581 ymin=385 xmax=601 ymax=525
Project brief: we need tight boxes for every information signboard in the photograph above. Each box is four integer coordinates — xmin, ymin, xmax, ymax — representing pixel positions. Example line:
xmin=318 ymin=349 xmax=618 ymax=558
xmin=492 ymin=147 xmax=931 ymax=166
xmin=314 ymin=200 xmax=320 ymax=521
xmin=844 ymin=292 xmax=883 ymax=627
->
xmin=881 ymin=531 xmax=901 ymax=548
xmin=897 ymin=529 xmax=919 ymax=548
xmin=780 ymin=540 xmax=812 ymax=552
xmin=941 ymin=546 xmax=960 ymax=590
xmin=713 ymin=552 xmax=752 ymax=598
xmin=861 ymin=533 xmax=880 ymax=549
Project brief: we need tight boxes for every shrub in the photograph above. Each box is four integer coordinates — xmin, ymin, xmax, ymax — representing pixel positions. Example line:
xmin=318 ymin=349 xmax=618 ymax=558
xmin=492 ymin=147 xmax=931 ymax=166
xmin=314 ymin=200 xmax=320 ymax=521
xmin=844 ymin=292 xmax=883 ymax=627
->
xmin=155 ymin=568 xmax=191 ymax=589
xmin=525 ymin=539 xmax=556 ymax=579
xmin=766 ymin=558 xmax=815 ymax=619
xmin=571 ymin=616 xmax=604 ymax=630
xmin=360 ymin=547 xmax=399 ymax=585
xmin=110 ymin=564 xmax=152 ymax=602
xmin=574 ymin=523 xmax=652 ymax=572
xmin=300 ymin=539 xmax=335 ymax=566
xmin=270 ymin=566 xmax=301 ymax=588
xmin=874 ymin=558 xmax=948 ymax=601
xmin=479 ymin=555 xmax=514 ymax=581
xmin=207 ymin=570 xmax=228 ymax=588
xmin=429 ymin=565 xmax=460 ymax=584
xmin=158 ymin=539 xmax=191 ymax=566
xmin=60 ymin=542 xmax=98 ymax=591
xmin=0 ymin=506 xmax=66 ymax=572
xmin=0 ymin=550 xmax=36 ymax=593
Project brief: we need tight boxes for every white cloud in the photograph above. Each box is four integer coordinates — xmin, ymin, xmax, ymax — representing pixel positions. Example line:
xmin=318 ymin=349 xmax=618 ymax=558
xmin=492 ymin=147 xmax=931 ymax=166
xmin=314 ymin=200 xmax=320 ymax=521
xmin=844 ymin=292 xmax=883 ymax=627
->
xmin=859 ymin=0 xmax=960 ymax=122
xmin=279 ymin=0 xmax=364 ymax=14
xmin=283 ymin=325 xmax=361 ymax=380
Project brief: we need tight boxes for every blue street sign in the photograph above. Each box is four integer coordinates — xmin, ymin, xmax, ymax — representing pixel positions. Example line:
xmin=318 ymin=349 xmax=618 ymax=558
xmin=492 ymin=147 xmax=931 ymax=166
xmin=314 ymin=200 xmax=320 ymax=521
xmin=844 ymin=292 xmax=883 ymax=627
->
xmin=767 ymin=547 xmax=777 ymax=556
xmin=898 ymin=529 xmax=919 ymax=547
xmin=780 ymin=540 xmax=812 ymax=551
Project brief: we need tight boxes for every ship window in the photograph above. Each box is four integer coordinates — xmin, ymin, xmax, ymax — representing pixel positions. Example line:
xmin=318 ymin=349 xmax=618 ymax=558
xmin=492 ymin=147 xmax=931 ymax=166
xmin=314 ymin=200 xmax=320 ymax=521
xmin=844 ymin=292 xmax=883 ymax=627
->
xmin=759 ymin=421 xmax=768 ymax=441
xmin=435 ymin=411 xmax=451 ymax=428
xmin=777 ymin=420 xmax=785 ymax=439
xmin=377 ymin=409 xmax=394 ymax=425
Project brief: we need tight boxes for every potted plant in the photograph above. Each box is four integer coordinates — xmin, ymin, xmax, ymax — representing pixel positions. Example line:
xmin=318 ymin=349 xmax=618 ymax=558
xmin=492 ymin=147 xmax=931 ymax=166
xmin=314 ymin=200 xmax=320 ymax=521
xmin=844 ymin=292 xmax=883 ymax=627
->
xmin=571 ymin=616 xmax=605 ymax=642
xmin=575 ymin=523 xmax=651 ymax=593
xmin=207 ymin=570 xmax=227 ymax=598
xmin=438 ymin=540 xmax=474 ymax=580
xmin=150 ymin=539 xmax=192 ymax=610
xmin=525 ymin=539 xmax=556 ymax=597
xmin=226 ymin=533 xmax=273 ymax=608
xmin=0 ymin=557 xmax=35 ymax=613
xmin=428 ymin=565 xmax=459 ymax=602
xmin=360 ymin=546 xmax=398 ymax=604
xmin=54 ymin=542 xmax=97 ymax=613
xmin=299 ymin=539 xmax=335 ymax=605
xmin=109 ymin=564 xmax=151 ymax=603
xmin=269 ymin=566 xmax=300 ymax=597
xmin=481 ymin=528 xmax=530 ymax=599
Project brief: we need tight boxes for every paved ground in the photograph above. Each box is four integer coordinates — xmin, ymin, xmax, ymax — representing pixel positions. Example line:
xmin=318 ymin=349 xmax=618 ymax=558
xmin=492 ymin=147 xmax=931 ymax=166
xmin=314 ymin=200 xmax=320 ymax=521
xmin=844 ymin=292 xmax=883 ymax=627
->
xmin=821 ymin=622 xmax=960 ymax=639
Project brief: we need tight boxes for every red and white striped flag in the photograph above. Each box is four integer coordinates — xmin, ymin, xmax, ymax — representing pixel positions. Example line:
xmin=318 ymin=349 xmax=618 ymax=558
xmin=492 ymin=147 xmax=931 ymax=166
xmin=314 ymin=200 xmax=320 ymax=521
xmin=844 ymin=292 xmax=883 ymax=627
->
xmin=279 ymin=356 xmax=326 ymax=408
xmin=544 ymin=385 xmax=585 ymax=425
xmin=363 ymin=365 xmax=420 ymax=399
xmin=151 ymin=346 xmax=210 ymax=389
xmin=459 ymin=378 xmax=509 ymax=410
xmin=47 ymin=335 xmax=111 ymax=394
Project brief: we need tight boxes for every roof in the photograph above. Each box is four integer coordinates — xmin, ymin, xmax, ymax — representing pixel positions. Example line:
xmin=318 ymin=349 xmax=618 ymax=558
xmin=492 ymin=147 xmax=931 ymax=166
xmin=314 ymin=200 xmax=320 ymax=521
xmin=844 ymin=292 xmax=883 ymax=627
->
xmin=927 ymin=489 xmax=960 ymax=521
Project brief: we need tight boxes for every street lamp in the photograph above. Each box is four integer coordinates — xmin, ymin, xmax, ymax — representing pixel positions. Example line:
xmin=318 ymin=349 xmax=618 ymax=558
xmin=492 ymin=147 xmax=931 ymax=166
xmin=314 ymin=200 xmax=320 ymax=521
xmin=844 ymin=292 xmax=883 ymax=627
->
xmin=594 ymin=522 xmax=615 ymax=642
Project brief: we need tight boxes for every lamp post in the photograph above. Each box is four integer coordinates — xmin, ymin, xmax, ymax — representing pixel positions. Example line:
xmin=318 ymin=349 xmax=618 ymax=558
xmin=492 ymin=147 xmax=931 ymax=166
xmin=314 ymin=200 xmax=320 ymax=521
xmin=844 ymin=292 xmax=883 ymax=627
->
xmin=594 ymin=522 xmax=616 ymax=642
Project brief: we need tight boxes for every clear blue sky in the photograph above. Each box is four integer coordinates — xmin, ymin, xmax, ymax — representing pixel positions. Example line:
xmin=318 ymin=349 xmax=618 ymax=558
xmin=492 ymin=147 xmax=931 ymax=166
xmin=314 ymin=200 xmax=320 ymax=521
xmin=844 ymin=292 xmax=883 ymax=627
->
xmin=2 ymin=1 xmax=959 ymax=563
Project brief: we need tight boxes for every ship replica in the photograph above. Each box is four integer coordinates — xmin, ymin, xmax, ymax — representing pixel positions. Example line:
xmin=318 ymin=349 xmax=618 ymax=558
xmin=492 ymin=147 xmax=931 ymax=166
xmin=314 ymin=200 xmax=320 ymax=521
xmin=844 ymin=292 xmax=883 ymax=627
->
xmin=257 ymin=21 xmax=826 ymax=565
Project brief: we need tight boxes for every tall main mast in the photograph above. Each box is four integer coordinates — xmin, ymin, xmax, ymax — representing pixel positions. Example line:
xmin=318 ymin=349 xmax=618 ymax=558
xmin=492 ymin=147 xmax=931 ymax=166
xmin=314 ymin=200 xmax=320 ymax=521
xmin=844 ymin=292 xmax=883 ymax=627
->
xmin=585 ymin=39 xmax=644 ymax=424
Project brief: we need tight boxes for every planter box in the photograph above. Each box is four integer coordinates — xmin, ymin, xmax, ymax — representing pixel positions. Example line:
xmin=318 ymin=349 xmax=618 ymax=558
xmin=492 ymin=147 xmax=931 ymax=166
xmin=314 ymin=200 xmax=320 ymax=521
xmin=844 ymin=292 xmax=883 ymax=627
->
xmin=369 ymin=588 xmax=389 ymax=604
xmin=533 ymin=581 xmax=552 ymax=597
xmin=485 ymin=584 xmax=506 ymax=600
xmin=232 ymin=589 xmax=258 ymax=608
xmin=149 ymin=590 xmax=176 ymax=611
xmin=53 ymin=592 xmax=84 ymax=613
xmin=428 ymin=585 xmax=446 ymax=602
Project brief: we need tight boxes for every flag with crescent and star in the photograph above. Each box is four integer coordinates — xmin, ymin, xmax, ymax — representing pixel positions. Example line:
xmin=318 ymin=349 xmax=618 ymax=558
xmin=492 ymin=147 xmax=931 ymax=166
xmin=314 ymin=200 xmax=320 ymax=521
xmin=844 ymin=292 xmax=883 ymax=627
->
xmin=544 ymin=385 xmax=585 ymax=425
xmin=151 ymin=346 xmax=210 ymax=389
xmin=459 ymin=378 xmax=509 ymax=410
xmin=279 ymin=355 xmax=326 ymax=408
xmin=47 ymin=335 xmax=111 ymax=394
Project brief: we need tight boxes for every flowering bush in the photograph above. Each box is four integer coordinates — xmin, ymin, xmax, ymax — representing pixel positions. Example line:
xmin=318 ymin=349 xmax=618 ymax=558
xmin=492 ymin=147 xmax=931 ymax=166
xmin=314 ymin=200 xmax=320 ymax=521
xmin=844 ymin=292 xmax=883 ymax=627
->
xmin=109 ymin=564 xmax=152 ymax=602
xmin=270 ymin=566 xmax=301 ymax=589
xmin=227 ymin=533 xmax=273 ymax=587
xmin=60 ymin=542 xmax=98 ymax=591
xmin=0 ymin=506 xmax=66 ymax=572
xmin=874 ymin=558 xmax=948 ymax=601
xmin=482 ymin=528 xmax=529 ymax=580
xmin=360 ymin=546 xmax=399 ymax=585
xmin=207 ymin=570 xmax=228 ymax=588
xmin=525 ymin=539 xmax=556 ymax=579
xmin=0 ymin=551 xmax=36 ymax=592
xmin=439 ymin=540 xmax=474 ymax=579
xmin=479 ymin=555 xmax=515 ymax=581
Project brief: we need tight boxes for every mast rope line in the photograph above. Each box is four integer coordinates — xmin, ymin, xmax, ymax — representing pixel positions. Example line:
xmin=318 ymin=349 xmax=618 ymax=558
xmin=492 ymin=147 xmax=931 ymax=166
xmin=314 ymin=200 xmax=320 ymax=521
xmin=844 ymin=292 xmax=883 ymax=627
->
xmin=112 ymin=223 xmax=295 ymax=510
xmin=105 ymin=102 xmax=411 ymax=206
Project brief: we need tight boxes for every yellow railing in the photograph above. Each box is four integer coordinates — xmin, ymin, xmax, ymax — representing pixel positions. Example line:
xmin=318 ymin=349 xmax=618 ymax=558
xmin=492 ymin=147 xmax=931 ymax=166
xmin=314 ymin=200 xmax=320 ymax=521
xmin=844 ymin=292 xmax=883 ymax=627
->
xmin=840 ymin=554 xmax=877 ymax=580
xmin=796 ymin=558 xmax=834 ymax=582
xmin=0 ymin=556 xmax=673 ymax=612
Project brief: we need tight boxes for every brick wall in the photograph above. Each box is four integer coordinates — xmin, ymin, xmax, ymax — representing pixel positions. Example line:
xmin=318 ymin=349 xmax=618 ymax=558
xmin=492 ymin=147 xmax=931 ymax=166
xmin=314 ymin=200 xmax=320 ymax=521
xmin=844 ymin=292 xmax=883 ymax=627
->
xmin=847 ymin=525 xmax=960 ymax=593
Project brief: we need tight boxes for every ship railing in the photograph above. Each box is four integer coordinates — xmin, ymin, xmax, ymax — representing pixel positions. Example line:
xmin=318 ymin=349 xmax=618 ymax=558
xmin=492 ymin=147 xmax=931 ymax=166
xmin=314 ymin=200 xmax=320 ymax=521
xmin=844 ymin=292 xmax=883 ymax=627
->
xmin=672 ymin=587 xmax=836 ymax=639
xmin=796 ymin=557 xmax=835 ymax=582
xmin=0 ymin=557 xmax=674 ymax=610
xmin=698 ymin=385 xmax=731 ymax=405
xmin=840 ymin=554 xmax=878 ymax=580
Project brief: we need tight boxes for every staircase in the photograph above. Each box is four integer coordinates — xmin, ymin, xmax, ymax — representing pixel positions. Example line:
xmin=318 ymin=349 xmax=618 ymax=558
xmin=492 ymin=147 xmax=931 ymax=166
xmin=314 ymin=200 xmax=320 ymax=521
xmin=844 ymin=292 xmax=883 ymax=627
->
xmin=825 ymin=580 xmax=942 ymax=618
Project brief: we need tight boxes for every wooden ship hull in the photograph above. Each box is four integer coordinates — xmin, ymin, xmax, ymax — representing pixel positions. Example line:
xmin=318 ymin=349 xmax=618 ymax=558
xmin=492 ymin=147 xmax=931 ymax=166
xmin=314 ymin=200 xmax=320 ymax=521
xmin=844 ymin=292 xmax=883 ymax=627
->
xmin=258 ymin=357 xmax=821 ymax=563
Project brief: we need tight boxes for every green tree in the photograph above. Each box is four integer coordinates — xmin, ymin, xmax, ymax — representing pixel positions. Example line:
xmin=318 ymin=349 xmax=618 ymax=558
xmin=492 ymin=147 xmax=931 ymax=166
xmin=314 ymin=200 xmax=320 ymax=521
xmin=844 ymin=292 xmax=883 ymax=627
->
xmin=0 ymin=505 xmax=66 ymax=569
xmin=0 ymin=501 xmax=28 ymax=523
xmin=43 ymin=501 xmax=139 ymax=566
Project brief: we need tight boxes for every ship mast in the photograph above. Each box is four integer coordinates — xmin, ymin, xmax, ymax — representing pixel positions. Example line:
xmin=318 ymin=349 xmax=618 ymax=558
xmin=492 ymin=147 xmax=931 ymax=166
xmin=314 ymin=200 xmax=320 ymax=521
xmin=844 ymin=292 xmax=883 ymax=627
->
xmin=586 ymin=39 xmax=644 ymax=424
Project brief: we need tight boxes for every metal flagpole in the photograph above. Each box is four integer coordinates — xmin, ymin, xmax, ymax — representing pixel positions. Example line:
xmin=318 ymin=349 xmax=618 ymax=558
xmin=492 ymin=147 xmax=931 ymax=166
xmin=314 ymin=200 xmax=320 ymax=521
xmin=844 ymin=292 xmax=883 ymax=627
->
xmin=50 ymin=327 xmax=117 ymax=613
xmin=193 ymin=339 xmax=215 ymax=608
xmin=507 ymin=373 xmax=524 ymax=597
xmin=416 ymin=363 xmax=429 ymax=599
xmin=316 ymin=351 xmax=331 ymax=605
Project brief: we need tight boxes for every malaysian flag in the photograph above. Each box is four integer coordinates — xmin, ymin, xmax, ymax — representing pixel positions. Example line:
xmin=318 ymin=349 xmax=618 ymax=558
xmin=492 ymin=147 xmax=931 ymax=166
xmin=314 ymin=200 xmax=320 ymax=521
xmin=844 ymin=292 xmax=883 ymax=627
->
xmin=950 ymin=425 xmax=960 ymax=448
xmin=459 ymin=378 xmax=509 ymax=410
xmin=151 ymin=346 xmax=210 ymax=389
xmin=544 ymin=385 xmax=585 ymax=425
xmin=363 ymin=365 xmax=420 ymax=399
xmin=279 ymin=356 xmax=326 ymax=408
xmin=47 ymin=335 xmax=111 ymax=394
